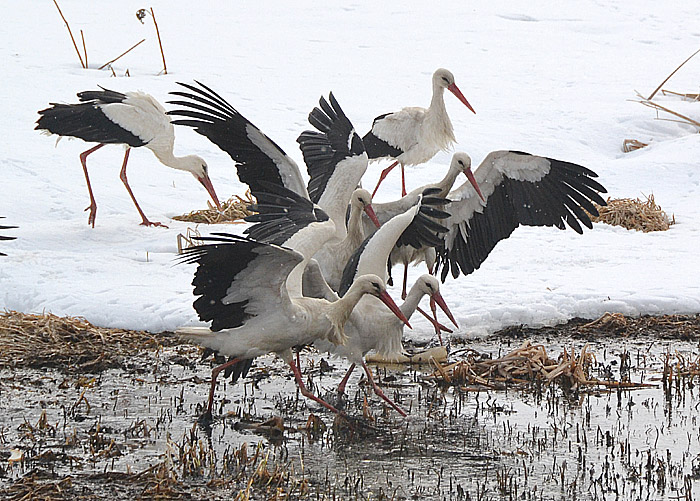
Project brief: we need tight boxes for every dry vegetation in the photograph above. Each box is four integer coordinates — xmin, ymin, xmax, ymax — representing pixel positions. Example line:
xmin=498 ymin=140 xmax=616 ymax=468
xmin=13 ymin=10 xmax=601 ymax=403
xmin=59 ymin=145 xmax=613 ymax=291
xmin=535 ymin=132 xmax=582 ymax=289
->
xmin=0 ymin=310 xmax=178 ymax=372
xmin=591 ymin=194 xmax=674 ymax=232
xmin=173 ymin=191 xmax=256 ymax=225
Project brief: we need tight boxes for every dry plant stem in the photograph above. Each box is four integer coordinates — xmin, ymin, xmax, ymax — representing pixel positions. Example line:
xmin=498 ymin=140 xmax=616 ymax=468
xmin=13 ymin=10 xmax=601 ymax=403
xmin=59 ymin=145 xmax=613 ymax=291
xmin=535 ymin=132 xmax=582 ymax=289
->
xmin=80 ymin=29 xmax=88 ymax=68
xmin=150 ymin=7 xmax=167 ymax=75
xmin=52 ymin=0 xmax=86 ymax=68
xmin=661 ymin=89 xmax=700 ymax=101
xmin=99 ymin=39 xmax=146 ymax=70
xmin=638 ymin=97 xmax=700 ymax=129
xmin=648 ymin=47 xmax=700 ymax=100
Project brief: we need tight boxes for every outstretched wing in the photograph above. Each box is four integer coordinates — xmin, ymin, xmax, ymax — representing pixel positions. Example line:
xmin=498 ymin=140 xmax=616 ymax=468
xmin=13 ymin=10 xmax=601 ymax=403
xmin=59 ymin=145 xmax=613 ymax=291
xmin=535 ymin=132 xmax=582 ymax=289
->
xmin=297 ymin=93 xmax=367 ymax=204
xmin=179 ymin=234 xmax=303 ymax=331
xmin=168 ymin=81 xmax=308 ymax=199
xmin=436 ymin=150 xmax=608 ymax=280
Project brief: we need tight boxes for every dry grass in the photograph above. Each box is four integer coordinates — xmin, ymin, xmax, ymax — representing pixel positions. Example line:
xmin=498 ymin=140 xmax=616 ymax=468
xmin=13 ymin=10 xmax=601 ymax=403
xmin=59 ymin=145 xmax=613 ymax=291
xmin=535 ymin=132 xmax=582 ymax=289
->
xmin=622 ymin=138 xmax=648 ymax=152
xmin=590 ymin=194 xmax=674 ymax=232
xmin=0 ymin=310 xmax=177 ymax=372
xmin=173 ymin=190 xmax=256 ymax=224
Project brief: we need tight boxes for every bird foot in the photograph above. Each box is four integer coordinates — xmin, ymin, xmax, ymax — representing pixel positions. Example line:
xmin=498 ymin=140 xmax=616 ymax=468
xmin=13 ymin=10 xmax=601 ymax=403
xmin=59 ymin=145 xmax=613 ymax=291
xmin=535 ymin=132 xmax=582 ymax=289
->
xmin=84 ymin=205 xmax=97 ymax=228
xmin=140 ymin=220 xmax=169 ymax=229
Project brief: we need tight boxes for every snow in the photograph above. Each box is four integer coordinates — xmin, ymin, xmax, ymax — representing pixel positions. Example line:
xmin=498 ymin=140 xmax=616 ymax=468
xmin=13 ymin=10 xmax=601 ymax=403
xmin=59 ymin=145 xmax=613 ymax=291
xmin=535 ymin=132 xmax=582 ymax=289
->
xmin=1 ymin=1 xmax=699 ymax=341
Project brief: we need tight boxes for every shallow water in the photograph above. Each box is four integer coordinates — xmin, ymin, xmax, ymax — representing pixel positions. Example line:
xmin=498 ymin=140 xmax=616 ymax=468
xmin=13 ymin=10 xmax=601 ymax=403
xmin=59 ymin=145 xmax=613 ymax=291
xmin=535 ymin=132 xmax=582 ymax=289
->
xmin=1 ymin=332 xmax=699 ymax=500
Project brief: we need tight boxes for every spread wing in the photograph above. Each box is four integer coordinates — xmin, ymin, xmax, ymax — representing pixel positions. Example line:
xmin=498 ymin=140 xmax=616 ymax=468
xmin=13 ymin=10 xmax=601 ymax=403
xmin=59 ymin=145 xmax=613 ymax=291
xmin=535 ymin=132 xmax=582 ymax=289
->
xmin=437 ymin=150 xmax=608 ymax=280
xmin=168 ymin=81 xmax=308 ymax=199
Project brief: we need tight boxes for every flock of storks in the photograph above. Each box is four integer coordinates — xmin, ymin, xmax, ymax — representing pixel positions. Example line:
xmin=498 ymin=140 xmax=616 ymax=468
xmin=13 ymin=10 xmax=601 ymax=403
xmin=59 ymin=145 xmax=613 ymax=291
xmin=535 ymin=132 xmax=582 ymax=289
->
xmin=3 ymin=68 xmax=608 ymax=420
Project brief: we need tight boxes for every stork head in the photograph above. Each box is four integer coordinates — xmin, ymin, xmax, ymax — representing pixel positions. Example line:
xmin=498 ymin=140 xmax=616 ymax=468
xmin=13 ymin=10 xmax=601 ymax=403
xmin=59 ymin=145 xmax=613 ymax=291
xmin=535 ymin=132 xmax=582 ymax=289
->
xmin=354 ymin=274 xmax=411 ymax=329
xmin=184 ymin=155 xmax=222 ymax=210
xmin=350 ymin=188 xmax=380 ymax=228
xmin=451 ymin=152 xmax=485 ymax=203
xmin=415 ymin=275 xmax=459 ymax=329
xmin=433 ymin=68 xmax=476 ymax=114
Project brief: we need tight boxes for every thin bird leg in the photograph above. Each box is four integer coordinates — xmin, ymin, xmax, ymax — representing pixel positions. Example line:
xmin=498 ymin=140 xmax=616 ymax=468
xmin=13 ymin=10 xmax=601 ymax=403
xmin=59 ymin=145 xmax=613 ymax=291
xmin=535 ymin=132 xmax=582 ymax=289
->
xmin=371 ymin=160 xmax=399 ymax=198
xmin=205 ymin=356 xmax=243 ymax=417
xmin=288 ymin=359 xmax=341 ymax=414
xmin=79 ymin=143 xmax=105 ymax=228
xmin=416 ymin=306 xmax=452 ymax=338
xmin=400 ymin=164 xmax=407 ymax=197
xmin=337 ymin=363 xmax=356 ymax=395
xmin=401 ymin=264 xmax=409 ymax=300
xmin=360 ymin=360 xmax=407 ymax=417
xmin=118 ymin=148 xmax=168 ymax=228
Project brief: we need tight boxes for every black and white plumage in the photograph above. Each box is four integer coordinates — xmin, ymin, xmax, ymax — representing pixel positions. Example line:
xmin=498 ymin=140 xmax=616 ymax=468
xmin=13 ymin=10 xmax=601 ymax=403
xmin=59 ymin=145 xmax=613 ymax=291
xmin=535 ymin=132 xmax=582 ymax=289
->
xmin=169 ymin=82 xmax=375 ymax=290
xmin=0 ymin=218 xmax=17 ymax=256
xmin=364 ymin=68 xmax=476 ymax=197
xmin=35 ymin=87 xmax=221 ymax=228
xmin=177 ymin=186 xmax=410 ymax=418
xmin=436 ymin=150 xmax=608 ymax=280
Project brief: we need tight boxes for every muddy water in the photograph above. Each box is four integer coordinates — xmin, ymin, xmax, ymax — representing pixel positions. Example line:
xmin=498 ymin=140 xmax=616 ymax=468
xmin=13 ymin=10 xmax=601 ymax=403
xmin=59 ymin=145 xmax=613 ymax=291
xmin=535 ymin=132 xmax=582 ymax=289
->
xmin=1 ymin=334 xmax=699 ymax=500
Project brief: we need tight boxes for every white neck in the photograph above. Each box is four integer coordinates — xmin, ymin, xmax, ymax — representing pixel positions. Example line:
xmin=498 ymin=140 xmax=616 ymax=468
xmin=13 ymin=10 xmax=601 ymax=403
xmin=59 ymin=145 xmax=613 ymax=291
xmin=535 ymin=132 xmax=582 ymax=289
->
xmin=325 ymin=284 xmax=370 ymax=345
xmin=151 ymin=148 xmax=194 ymax=173
xmin=345 ymin=203 xmax=365 ymax=249
xmin=400 ymin=284 xmax=425 ymax=320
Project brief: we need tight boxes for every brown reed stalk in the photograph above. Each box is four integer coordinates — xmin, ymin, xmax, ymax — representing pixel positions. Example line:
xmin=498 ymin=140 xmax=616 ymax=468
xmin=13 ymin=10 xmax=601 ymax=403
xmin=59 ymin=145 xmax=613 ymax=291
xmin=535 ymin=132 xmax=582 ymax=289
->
xmin=647 ymin=47 xmax=700 ymax=100
xmin=52 ymin=0 xmax=86 ymax=68
xmin=99 ymin=39 xmax=146 ymax=70
xmin=150 ymin=7 xmax=168 ymax=75
xmin=80 ymin=29 xmax=87 ymax=68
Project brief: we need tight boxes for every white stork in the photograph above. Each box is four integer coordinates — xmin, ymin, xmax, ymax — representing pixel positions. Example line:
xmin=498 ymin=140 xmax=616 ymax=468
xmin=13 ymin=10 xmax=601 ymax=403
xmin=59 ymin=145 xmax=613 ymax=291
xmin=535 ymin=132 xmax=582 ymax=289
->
xmin=0 ymin=218 xmax=16 ymax=256
xmin=435 ymin=150 xmax=608 ymax=280
xmin=35 ymin=88 xmax=221 ymax=228
xmin=305 ymin=193 xmax=457 ymax=415
xmin=177 ymin=185 xmax=410 ymax=420
xmin=364 ymin=68 xmax=476 ymax=197
xmin=168 ymin=83 xmax=377 ymax=290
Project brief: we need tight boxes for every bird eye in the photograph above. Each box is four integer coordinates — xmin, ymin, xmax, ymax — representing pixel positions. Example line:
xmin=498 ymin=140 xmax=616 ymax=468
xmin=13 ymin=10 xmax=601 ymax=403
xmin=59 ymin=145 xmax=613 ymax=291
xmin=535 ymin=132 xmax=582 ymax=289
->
xmin=442 ymin=76 xmax=450 ymax=84
xmin=358 ymin=198 xmax=365 ymax=204
xmin=371 ymin=282 xmax=380 ymax=289
xmin=458 ymin=160 xmax=464 ymax=166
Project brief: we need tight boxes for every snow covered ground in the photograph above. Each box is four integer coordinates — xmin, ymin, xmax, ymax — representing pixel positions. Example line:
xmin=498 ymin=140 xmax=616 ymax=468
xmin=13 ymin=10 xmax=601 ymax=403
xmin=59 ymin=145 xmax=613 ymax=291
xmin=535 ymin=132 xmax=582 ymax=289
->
xmin=1 ymin=0 xmax=699 ymax=340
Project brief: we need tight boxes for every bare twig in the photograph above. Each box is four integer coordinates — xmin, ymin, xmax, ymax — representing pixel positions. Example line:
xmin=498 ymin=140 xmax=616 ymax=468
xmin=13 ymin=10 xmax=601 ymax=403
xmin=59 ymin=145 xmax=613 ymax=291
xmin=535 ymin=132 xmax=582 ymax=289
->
xmin=647 ymin=47 xmax=700 ymax=100
xmin=51 ymin=0 xmax=86 ymax=68
xmin=80 ymin=29 xmax=88 ymax=68
xmin=661 ymin=89 xmax=700 ymax=101
xmin=99 ymin=39 xmax=146 ymax=70
xmin=637 ymin=95 xmax=700 ymax=129
xmin=150 ymin=7 xmax=168 ymax=75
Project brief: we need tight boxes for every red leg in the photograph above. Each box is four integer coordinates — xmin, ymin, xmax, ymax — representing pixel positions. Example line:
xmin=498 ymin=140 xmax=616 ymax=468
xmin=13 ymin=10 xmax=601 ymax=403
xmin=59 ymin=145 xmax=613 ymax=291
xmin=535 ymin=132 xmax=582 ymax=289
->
xmin=337 ymin=363 xmax=356 ymax=395
xmin=360 ymin=361 xmax=407 ymax=417
xmin=79 ymin=144 xmax=106 ymax=228
xmin=400 ymin=164 xmax=407 ymax=197
xmin=371 ymin=160 xmax=399 ymax=198
xmin=118 ymin=148 xmax=167 ymax=228
xmin=288 ymin=360 xmax=341 ymax=414
xmin=205 ymin=357 xmax=243 ymax=417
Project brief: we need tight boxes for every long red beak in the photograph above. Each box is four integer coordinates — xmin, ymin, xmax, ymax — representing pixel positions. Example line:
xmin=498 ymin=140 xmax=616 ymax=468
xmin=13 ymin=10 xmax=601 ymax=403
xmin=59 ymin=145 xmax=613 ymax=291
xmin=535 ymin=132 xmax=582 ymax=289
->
xmin=378 ymin=290 xmax=411 ymax=329
xmin=198 ymin=175 xmax=222 ymax=210
xmin=430 ymin=293 xmax=459 ymax=329
xmin=364 ymin=204 xmax=381 ymax=228
xmin=447 ymin=83 xmax=476 ymax=114
xmin=465 ymin=168 xmax=485 ymax=203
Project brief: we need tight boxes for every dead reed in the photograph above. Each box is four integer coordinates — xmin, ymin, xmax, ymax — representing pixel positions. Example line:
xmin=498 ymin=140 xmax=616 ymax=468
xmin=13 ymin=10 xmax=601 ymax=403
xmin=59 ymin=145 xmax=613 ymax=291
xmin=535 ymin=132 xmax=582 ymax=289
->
xmin=173 ymin=190 xmax=256 ymax=224
xmin=590 ymin=194 xmax=674 ymax=232
xmin=0 ymin=310 xmax=178 ymax=371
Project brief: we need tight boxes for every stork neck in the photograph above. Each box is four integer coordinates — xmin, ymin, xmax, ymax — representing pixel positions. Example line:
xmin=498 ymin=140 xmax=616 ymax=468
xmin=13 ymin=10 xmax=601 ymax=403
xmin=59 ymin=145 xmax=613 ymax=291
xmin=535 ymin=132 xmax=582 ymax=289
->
xmin=150 ymin=148 xmax=191 ymax=172
xmin=426 ymin=84 xmax=455 ymax=145
xmin=345 ymin=204 xmax=364 ymax=248
xmin=434 ymin=165 xmax=462 ymax=197
xmin=328 ymin=284 xmax=366 ymax=327
xmin=399 ymin=285 xmax=424 ymax=320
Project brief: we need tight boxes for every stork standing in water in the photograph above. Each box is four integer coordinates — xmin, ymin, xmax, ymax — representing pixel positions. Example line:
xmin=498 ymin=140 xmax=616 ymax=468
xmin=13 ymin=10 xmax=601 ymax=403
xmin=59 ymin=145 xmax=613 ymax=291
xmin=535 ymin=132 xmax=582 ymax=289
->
xmin=177 ymin=186 xmax=410 ymax=420
xmin=35 ymin=88 xmax=221 ymax=228
xmin=168 ymin=82 xmax=380 ymax=291
xmin=0 ymin=218 xmax=16 ymax=256
xmin=364 ymin=68 xmax=476 ymax=197
xmin=307 ymin=194 xmax=458 ymax=414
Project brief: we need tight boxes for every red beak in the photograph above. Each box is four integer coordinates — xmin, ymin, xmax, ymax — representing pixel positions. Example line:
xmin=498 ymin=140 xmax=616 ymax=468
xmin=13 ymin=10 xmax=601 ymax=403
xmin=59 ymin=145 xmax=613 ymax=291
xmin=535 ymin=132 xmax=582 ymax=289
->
xmin=364 ymin=204 xmax=381 ymax=228
xmin=378 ymin=290 xmax=411 ymax=329
xmin=198 ymin=175 xmax=222 ymax=210
xmin=447 ymin=83 xmax=476 ymax=114
xmin=465 ymin=168 xmax=485 ymax=203
xmin=430 ymin=293 xmax=459 ymax=329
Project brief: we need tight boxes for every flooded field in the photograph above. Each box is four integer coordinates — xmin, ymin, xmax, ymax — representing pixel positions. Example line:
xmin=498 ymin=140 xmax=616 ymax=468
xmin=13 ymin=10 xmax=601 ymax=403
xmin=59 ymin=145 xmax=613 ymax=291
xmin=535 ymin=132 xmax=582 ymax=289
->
xmin=1 ymin=313 xmax=699 ymax=500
